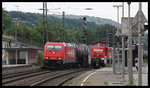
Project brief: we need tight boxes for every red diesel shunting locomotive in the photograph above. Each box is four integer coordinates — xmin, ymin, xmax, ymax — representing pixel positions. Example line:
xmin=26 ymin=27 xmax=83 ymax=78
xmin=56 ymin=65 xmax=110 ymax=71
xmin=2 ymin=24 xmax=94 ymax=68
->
xmin=43 ymin=42 xmax=90 ymax=69
xmin=91 ymin=42 xmax=109 ymax=68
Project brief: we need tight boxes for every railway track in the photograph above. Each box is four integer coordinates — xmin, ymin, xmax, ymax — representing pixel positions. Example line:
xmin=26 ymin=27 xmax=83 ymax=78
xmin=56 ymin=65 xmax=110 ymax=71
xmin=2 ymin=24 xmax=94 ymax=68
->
xmin=2 ymin=68 xmax=91 ymax=86
xmin=2 ymin=68 xmax=42 ymax=79
xmin=2 ymin=69 xmax=52 ymax=86
xmin=30 ymin=68 xmax=90 ymax=86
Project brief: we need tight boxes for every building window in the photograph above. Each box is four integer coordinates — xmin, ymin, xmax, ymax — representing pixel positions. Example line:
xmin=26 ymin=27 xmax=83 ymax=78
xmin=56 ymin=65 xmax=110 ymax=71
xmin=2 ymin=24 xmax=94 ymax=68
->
xmin=19 ymin=51 xmax=26 ymax=59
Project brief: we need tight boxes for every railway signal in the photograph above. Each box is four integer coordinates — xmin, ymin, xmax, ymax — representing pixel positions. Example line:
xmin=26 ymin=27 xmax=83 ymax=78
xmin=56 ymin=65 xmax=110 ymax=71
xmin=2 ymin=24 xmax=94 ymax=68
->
xmin=62 ymin=12 xmax=65 ymax=42
xmin=82 ymin=17 xmax=87 ymax=44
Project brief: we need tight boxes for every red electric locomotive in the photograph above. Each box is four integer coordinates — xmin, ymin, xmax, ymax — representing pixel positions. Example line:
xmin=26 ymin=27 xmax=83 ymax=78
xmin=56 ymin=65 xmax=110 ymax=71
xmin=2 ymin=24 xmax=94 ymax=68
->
xmin=43 ymin=42 xmax=90 ymax=69
xmin=91 ymin=42 xmax=109 ymax=68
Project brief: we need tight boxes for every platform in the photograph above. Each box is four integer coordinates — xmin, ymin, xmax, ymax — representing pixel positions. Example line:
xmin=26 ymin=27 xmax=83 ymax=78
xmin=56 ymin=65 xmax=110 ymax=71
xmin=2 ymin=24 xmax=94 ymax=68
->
xmin=2 ymin=64 xmax=30 ymax=68
xmin=2 ymin=64 xmax=41 ymax=76
xmin=70 ymin=66 xmax=148 ymax=86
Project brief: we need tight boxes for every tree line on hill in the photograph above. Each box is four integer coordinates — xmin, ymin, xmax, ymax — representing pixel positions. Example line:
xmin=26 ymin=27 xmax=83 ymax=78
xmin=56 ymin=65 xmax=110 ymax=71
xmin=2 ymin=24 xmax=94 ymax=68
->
xmin=3 ymin=8 xmax=119 ymax=45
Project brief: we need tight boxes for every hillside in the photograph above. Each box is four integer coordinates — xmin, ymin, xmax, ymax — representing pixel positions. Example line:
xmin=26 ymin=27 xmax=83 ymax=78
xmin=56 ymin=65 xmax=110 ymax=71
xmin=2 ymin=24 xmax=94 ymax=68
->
xmin=8 ymin=11 xmax=98 ymax=29
xmin=3 ymin=9 xmax=120 ymax=44
xmin=52 ymin=14 xmax=121 ymax=28
xmin=8 ymin=11 xmax=121 ymax=29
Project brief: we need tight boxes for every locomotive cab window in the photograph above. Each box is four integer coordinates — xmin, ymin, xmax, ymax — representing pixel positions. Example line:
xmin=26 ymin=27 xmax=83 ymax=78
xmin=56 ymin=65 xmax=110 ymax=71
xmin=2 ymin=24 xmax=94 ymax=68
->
xmin=47 ymin=45 xmax=62 ymax=51
xmin=93 ymin=43 xmax=99 ymax=47
xmin=102 ymin=43 xmax=107 ymax=47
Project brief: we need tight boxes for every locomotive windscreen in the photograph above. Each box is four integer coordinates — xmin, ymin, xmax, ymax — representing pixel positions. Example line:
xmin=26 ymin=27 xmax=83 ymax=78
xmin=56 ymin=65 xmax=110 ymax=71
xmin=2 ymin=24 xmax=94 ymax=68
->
xmin=47 ymin=45 xmax=62 ymax=51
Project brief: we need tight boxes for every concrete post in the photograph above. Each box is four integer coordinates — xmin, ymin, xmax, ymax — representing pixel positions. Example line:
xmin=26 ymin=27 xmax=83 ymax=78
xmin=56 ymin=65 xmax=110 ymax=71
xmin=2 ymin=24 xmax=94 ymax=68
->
xmin=112 ymin=28 xmax=115 ymax=74
xmin=117 ymin=7 xmax=120 ymax=73
xmin=121 ymin=2 xmax=125 ymax=80
xmin=113 ymin=5 xmax=122 ymax=74
xmin=138 ymin=2 xmax=142 ymax=86
xmin=15 ymin=18 xmax=18 ymax=46
xmin=127 ymin=2 xmax=133 ymax=86
xmin=16 ymin=49 xmax=18 ymax=64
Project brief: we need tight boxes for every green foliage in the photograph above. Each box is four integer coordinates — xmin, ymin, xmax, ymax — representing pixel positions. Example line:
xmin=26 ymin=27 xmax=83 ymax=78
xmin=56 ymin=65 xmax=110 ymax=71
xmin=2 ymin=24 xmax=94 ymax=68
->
xmin=105 ymin=64 xmax=112 ymax=67
xmin=2 ymin=60 xmax=6 ymax=64
xmin=8 ymin=11 xmax=98 ymax=29
xmin=5 ymin=24 xmax=15 ymax=35
xmin=124 ymin=77 xmax=136 ymax=86
xmin=104 ymin=81 xmax=109 ymax=86
xmin=3 ymin=10 xmax=118 ymax=45
xmin=36 ymin=50 xmax=44 ymax=66
xmin=143 ymin=59 xmax=148 ymax=63
xmin=63 ymin=76 xmax=78 ymax=86
xmin=2 ymin=8 xmax=11 ymax=32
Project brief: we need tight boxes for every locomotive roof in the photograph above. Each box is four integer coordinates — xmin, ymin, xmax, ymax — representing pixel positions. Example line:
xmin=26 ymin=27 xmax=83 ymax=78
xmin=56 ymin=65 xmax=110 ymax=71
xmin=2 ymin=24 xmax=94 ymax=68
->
xmin=46 ymin=42 xmax=76 ymax=47
xmin=93 ymin=42 xmax=108 ymax=45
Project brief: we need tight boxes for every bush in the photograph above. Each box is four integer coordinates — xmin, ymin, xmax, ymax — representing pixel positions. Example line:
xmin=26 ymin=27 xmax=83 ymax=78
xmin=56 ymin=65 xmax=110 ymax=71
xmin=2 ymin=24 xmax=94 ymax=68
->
xmin=124 ymin=77 xmax=136 ymax=86
xmin=2 ymin=60 xmax=6 ymax=64
xmin=105 ymin=64 xmax=112 ymax=67
xmin=143 ymin=59 xmax=148 ymax=63
xmin=104 ymin=81 xmax=108 ymax=86
xmin=37 ymin=50 xmax=44 ymax=66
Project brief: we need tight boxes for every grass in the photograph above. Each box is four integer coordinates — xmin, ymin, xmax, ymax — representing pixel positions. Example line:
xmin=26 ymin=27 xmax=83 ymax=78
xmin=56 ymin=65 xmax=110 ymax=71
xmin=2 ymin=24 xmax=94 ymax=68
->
xmin=124 ymin=77 xmax=136 ymax=86
xmin=63 ymin=76 xmax=78 ymax=86
xmin=121 ymin=80 xmax=127 ymax=82
xmin=81 ymin=81 xmax=90 ymax=86
xmin=104 ymin=80 xmax=109 ymax=86
xmin=105 ymin=64 xmax=112 ymax=67
xmin=143 ymin=59 xmax=148 ymax=63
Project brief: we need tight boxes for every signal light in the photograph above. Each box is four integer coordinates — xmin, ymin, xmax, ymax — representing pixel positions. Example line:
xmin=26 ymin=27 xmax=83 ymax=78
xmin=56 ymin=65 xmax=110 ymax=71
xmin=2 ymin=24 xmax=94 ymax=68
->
xmin=83 ymin=17 xmax=86 ymax=21
xmin=83 ymin=21 xmax=87 ymax=25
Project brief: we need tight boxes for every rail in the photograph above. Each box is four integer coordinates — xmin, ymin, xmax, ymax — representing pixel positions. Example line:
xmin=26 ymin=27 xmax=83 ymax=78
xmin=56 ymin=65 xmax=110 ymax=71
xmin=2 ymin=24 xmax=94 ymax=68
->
xmin=2 ymin=69 xmax=52 ymax=86
xmin=30 ymin=68 xmax=90 ymax=86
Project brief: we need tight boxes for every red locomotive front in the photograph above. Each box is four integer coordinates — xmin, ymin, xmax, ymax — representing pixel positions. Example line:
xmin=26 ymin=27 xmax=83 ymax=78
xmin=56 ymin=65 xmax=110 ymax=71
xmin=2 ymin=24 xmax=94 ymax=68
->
xmin=91 ymin=42 xmax=109 ymax=68
xmin=43 ymin=42 xmax=76 ymax=68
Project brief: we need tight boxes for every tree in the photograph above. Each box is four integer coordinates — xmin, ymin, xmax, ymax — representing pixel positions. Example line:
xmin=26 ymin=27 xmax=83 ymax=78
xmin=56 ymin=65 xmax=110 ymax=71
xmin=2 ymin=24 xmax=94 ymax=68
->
xmin=2 ymin=8 xmax=11 ymax=33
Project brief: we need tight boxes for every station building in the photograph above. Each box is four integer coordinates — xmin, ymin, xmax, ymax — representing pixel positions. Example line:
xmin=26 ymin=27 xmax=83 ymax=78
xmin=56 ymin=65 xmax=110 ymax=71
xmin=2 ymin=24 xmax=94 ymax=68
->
xmin=2 ymin=37 xmax=43 ymax=65
xmin=3 ymin=47 xmax=42 ymax=65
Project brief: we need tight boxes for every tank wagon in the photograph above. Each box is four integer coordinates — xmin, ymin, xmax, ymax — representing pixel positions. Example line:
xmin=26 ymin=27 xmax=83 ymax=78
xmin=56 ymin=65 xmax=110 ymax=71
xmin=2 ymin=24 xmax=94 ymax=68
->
xmin=91 ymin=42 xmax=109 ymax=68
xmin=43 ymin=42 xmax=90 ymax=69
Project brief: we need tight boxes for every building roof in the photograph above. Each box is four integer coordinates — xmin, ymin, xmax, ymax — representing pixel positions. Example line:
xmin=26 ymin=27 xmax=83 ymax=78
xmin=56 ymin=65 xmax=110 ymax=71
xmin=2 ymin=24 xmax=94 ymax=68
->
xmin=2 ymin=47 xmax=42 ymax=51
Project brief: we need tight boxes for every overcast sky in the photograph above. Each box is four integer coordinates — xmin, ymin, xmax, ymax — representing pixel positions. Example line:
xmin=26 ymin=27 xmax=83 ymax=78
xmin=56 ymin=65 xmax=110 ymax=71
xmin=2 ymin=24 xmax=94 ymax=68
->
xmin=2 ymin=2 xmax=148 ymax=24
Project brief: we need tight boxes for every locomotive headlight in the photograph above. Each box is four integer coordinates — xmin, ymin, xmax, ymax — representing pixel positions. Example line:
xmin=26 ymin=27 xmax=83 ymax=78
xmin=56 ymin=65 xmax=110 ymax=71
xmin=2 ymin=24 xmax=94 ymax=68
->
xmin=46 ymin=57 xmax=48 ymax=59
xmin=58 ymin=57 xmax=61 ymax=60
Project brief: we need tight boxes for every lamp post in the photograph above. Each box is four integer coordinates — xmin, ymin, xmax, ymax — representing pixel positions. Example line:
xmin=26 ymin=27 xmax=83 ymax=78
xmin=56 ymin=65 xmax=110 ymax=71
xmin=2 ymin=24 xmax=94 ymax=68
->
xmin=121 ymin=2 xmax=125 ymax=80
xmin=127 ymin=2 xmax=133 ymax=86
xmin=113 ymin=4 xmax=122 ymax=74
xmin=14 ymin=5 xmax=19 ymax=46
xmin=112 ymin=23 xmax=115 ymax=74
xmin=138 ymin=2 xmax=142 ymax=86
xmin=15 ymin=5 xmax=19 ymax=65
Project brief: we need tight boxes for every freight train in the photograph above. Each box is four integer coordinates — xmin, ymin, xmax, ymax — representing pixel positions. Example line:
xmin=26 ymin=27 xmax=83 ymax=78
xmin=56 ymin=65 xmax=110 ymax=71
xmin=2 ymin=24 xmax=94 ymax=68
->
xmin=43 ymin=42 xmax=90 ymax=69
xmin=90 ymin=42 xmax=109 ymax=68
